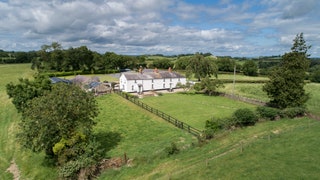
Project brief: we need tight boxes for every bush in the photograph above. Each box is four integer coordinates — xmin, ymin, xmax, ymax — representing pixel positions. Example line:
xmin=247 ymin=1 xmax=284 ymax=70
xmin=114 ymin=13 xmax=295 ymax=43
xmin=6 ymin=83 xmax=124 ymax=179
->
xmin=164 ymin=142 xmax=180 ymax=156
xmin=204 ymin=119 xmax=223 ymax=139
xmin=280 ymin=107 xmax=307 ymax=118
xmin=256 ymin=106 xmax=280 ymax=120
xmin=233 ymin=108 xmax=258 ymax=127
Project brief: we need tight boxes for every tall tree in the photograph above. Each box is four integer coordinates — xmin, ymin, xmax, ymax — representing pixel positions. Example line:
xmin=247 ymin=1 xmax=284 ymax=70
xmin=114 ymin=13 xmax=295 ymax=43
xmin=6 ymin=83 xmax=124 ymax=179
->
xmin=242 ymin=60 xmax=258 ymax=76
xmin=186 ymin=53 xmax=218 ymax=81
xmin=263 ymin=33 xmax=310 ymax=108
xmin=6 ymin=74 xmax=52 ymax=112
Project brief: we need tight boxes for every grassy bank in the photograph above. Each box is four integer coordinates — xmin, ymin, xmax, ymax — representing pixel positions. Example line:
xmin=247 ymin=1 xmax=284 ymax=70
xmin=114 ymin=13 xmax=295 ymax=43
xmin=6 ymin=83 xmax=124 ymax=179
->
xmin=99 ymin=117 xmax=320 ymax=179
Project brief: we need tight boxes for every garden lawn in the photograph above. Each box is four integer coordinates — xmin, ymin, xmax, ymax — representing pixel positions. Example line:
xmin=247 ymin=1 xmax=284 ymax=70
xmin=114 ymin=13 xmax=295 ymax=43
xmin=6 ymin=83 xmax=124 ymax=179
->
xmin=140 ymin=93 xmax=257 ymax=130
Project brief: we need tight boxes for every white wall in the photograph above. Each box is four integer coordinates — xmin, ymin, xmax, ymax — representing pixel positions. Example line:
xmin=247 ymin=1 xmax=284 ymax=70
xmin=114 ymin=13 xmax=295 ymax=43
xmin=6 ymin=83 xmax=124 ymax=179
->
xmin=120 ymin=74 xmax=186 ymax=93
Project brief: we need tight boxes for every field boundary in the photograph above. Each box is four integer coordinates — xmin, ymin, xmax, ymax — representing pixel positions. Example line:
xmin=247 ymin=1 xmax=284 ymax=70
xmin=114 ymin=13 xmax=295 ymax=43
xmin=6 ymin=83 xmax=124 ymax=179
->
xmin=220 ymin=93 xmax=266 ymax=106
xmin=116 ymin=91 xmax=203 ymax=137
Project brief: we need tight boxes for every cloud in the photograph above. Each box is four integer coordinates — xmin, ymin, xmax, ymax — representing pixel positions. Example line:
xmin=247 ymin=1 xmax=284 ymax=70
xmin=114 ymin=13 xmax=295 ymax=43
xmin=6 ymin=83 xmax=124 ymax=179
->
xmin=0 ymin=0 xmax=319 ymax=57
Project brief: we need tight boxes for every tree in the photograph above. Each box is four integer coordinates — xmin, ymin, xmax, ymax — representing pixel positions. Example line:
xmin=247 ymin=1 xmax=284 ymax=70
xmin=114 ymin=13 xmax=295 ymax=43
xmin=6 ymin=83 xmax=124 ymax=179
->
xmin=186 ymin=53 xmax=218 ymax=81
xmin=263 ymin=33 xmax=310 ymax=109
xmin=194 ymin=76 xmax=224 ymax=96
xmin=216 ymin=57 xmax=235 ymax=72
xmin=18 ymin=83 xmax=102 ymax=178
xmin=309 ymin=65 xmax=320 ymax=83
xmin=242 ymin=60 xmax=258 ymax=76
xmin=6 ymin=74 xmax=52 ymax=112
xmin=18 ymin=83 xmax=99 ymax=157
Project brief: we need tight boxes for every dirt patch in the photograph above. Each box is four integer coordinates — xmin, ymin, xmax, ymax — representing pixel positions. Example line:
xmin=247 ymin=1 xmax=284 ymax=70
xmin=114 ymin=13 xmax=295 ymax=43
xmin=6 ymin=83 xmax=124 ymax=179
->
xmin=6 ymin=160 xmax=20 ymax=180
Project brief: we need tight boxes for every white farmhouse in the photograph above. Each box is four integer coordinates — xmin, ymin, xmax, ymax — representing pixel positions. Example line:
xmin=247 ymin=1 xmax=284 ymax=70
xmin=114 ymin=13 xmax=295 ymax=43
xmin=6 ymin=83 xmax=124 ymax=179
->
xmin=119 ymin=68 xmax=186 ymax=93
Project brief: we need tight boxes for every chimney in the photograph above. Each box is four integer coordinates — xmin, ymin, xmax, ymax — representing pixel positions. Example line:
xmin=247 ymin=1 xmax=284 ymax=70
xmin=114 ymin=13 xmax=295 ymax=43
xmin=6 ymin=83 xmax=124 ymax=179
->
xmin=168 ymin=67 xmax=172 ymax=73
xmin=139 ymin=66 xmax=143 ymax=74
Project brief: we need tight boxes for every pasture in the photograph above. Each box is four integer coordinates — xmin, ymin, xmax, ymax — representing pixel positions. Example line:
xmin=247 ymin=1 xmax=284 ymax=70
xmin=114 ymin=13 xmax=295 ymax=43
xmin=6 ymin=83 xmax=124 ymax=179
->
xmin=99 ymin=117 xmax=320 ymax=179
xmin=140 ymin=93 xmax=257 ymax=130
xmin=1 ymin=63 xmax=320 ymax=179
xmin=221 ymin=82 xmax=320 ymax=116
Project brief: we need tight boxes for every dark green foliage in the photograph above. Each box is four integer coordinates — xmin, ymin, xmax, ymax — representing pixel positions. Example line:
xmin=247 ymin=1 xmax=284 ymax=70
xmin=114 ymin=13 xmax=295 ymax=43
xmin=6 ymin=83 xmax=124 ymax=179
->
xmin=18 ymin=83 xmax=100 ymax=176
xmin=151 ymin=58 xmax=174 ymax=69
xmin=242 ymin=60 xmax=258 ymax=76
xmin=263 ymin=33 xmax=310 ymax=109
xmin=31 ymin=42 xmax=146 ymax=73
xmin=6 ymin=74 xmax=52 ymax=112
xmin=216 ymin=57 xmax=235 ymax=72
xmin=204 ymin=118 xmax=223 ymax=139
xmin=233 ymin=108 xmax=258 ymax=127
xmin=309 ymin=65 xmax=320 ymax=83
xmin=186 ymin=53 xmax=218 ymax=81
xmin=196 ymin=76 xmax=224 ymax=96
xmin=280 ymin=107 xmax=307 ymax=118
xmin=58 ymin=139 xmax=104 ymax=179
xmin=164 ymin=142 xmax=180 ymax=156
xmin=256 ymin=106 xmax=280 ymax=120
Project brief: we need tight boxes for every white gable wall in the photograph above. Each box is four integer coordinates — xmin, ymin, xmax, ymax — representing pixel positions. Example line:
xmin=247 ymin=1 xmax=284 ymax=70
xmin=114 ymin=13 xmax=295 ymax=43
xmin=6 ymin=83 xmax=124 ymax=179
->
xmin=120 ymin=73 xmax=187 ymax=93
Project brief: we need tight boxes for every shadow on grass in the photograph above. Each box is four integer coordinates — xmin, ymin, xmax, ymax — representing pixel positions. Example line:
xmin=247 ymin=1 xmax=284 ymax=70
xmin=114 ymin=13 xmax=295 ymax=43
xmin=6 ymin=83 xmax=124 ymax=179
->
xmin=95 ymin=131 xmax=122 ymax=153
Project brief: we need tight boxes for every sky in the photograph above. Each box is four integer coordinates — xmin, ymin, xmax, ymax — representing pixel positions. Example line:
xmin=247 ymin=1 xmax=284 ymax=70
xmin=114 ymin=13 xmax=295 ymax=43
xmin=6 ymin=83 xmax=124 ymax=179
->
xmin=0 ymin=0 xmax=319 ymax=57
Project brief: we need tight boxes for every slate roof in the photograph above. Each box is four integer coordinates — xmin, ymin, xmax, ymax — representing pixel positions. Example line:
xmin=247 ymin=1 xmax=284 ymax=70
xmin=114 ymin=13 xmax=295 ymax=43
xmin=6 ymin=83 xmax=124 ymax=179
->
xmin=50 ymin=77 xmax=72 ymax=84
xmin=122 ymin=70 xmax=185 ymax=80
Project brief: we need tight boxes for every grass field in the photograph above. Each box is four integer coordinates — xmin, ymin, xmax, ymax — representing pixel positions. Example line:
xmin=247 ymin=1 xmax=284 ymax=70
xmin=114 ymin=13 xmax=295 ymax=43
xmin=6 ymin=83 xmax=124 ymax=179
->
xmin=140 ymin=93 xmax=257 ymax=130
xmin=221 ymin=83 xmax=320 ymax=116
xmin=1 ymin=64 xmax=320 ymax=179
xmin=218 ymin=73 xmax=269 ymax=81
xmin=99 ymin=117 xmax=320 ymax=179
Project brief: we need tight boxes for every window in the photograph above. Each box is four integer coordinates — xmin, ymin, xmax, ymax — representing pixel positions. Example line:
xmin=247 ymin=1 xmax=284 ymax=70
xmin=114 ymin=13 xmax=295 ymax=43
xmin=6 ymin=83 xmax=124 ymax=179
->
xmin=152 ymin=84 xmax=154 ymax=89
xmin=163 ymin=78 xmax=165 ymax=82
xmin=170 ymin=78 xmax=172 ymax=82
xmin=178 ymin=78 xmax=180 ymax=82
xmin=152 ymin=79 xmax=154 ymax=83
xmin=132 ymin=85 xmax=134 ymax=91
xmin=163 ymin=83 xmax=165 ymax=88
xmin=134 ymin=80 xmax=137 ymax=83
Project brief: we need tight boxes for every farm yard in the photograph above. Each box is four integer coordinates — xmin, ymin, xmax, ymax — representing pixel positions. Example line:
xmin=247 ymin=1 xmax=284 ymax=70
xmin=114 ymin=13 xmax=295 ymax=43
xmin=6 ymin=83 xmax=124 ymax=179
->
xmin=1 ymin=63 xmax=320 ymax=179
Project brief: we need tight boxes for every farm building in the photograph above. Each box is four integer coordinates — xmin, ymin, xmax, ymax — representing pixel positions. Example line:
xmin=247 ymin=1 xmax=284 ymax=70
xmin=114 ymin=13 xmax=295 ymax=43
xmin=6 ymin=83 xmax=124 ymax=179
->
xmin=119 ymin=68 xmax=186 ymax=93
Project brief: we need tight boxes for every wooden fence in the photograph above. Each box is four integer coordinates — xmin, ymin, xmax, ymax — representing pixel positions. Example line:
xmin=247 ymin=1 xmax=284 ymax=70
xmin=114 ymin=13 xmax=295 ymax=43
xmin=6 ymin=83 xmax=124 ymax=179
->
xmin=116 ymin=92 xmax=203 ymax=137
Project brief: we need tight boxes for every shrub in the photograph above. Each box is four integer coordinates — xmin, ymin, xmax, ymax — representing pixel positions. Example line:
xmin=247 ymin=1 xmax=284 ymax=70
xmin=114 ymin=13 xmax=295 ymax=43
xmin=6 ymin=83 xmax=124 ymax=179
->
xmin=233 ymin=108 xmax=258 ymax=127
xmin=256 ymin=106 xmax=280 ymax=120
xmin=280 ymin=107 xmax=307 ymax=118
xmin=204 ymin=119 xmax=223 ymax=139
xmin=164 ymin=142 xmax=180 ymax=156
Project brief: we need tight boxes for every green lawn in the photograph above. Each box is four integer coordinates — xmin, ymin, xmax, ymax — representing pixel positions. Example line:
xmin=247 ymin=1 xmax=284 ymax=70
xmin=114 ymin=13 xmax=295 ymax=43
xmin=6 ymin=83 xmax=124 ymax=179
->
xmin=221 ymin=83 xmax=269 ymax=102
xmin=1 ymin=64 xmax=320 ymax=179
xmin=95 ymin=94 xmax=196 ymax=159
xmin=221 ymin=83 xmax=320 ymax=116
xmin=140 ymin=93 xmax=257 ymax=130
xmin=99 ymin=117 xmax=320 ymax=179
xmin=0 ymin=64 xmax=57 ymax=179
xmin=218 ymin=73 xmax=269 ymax=81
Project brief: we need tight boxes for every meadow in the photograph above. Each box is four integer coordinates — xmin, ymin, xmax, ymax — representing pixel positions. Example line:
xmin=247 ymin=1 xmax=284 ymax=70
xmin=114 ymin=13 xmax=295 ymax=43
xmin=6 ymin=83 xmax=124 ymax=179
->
xmin=140 ymin=93 xmax=257 ymax=130
xmin=221 ymin=82 xmax=320 ymax=116
xmin=1 ymin=64 xmax=320 ymax=179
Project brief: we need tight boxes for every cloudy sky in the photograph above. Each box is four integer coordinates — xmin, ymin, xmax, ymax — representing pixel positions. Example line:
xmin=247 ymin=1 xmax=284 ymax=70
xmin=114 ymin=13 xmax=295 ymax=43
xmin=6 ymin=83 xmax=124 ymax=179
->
xmin=0 ymin=0 xmax=319 ymax=57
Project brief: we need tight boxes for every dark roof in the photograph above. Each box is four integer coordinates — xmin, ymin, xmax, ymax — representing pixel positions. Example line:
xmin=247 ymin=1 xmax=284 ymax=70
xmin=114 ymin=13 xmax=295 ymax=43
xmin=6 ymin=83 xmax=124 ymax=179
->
xmin=88 ymin=81 xmax=101 ymax=89
xmin=122 ymin=70 xmax=185 ymax=80
xmin=50 ymin=77 xmax=72 ymax=84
